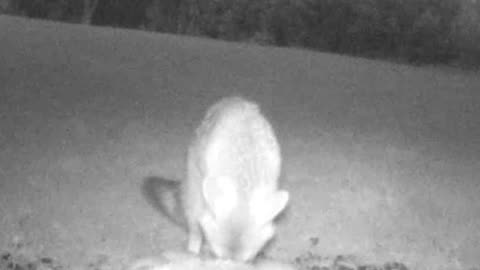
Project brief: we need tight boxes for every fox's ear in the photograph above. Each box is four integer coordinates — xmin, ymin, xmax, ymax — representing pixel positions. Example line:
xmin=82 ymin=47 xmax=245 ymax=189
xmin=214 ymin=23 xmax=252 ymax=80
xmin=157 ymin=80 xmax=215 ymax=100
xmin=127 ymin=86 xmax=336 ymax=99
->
xmin=202 ymin=176 xmax=238 ymax=220
xmin=252 ymin=189 xmax=289 ymax=225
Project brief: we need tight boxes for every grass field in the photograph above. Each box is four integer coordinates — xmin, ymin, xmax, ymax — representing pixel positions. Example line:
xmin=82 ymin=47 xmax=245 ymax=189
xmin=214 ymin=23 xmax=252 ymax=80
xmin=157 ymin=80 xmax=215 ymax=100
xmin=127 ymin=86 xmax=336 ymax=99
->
xmin=0 ymin=15 xmax=479 ymax=270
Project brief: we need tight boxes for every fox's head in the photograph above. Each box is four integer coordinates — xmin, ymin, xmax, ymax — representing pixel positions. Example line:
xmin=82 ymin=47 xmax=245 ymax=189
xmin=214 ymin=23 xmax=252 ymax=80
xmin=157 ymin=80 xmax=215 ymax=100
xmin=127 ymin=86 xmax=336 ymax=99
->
xmin=200 ymin=176 xmax=289 ymax=262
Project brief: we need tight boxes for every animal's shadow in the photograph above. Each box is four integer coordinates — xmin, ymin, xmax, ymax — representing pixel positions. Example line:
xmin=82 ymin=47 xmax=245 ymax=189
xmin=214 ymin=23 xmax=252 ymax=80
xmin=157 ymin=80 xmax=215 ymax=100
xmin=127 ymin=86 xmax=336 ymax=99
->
xmin=142 ymin=176 xmax=186 ymax=230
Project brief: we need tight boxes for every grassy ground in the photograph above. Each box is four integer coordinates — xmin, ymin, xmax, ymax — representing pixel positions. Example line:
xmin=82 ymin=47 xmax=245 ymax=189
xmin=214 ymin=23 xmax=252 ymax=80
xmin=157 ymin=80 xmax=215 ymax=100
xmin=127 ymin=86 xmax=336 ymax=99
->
xmin=0 ymin=15 xmax=479 ymax=270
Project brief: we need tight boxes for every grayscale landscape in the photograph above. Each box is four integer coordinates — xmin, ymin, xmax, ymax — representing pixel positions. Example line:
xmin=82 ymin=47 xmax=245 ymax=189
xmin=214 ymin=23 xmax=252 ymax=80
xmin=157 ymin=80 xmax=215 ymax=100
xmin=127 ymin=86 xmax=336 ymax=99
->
xmin=0 ymin=15 xmax=479 ymax=270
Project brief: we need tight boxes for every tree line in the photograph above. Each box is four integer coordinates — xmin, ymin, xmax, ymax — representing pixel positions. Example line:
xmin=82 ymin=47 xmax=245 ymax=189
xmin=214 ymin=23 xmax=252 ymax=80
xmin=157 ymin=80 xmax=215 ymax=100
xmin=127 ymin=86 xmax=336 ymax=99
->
xmin=2 ymin=0 xmax=480 ymax=68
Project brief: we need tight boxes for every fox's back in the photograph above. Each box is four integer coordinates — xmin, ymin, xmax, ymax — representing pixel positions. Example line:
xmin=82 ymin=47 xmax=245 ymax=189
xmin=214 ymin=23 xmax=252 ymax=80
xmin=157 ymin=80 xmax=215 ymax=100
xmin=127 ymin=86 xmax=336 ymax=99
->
xmin=196 ymin=97 xmax=281 ymax=194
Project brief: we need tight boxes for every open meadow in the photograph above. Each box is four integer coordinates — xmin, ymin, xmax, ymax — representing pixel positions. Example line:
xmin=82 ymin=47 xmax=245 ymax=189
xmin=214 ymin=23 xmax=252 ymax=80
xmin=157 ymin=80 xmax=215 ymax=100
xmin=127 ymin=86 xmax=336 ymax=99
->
xmin=1 ymin=15 xmax=479 ymax=270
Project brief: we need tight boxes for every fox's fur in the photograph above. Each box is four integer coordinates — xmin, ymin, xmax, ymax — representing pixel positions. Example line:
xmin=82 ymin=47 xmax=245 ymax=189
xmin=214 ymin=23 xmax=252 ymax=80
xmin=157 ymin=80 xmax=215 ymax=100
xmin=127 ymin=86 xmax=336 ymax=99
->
xmin=183 ymin=96 xmax=289 ymax=262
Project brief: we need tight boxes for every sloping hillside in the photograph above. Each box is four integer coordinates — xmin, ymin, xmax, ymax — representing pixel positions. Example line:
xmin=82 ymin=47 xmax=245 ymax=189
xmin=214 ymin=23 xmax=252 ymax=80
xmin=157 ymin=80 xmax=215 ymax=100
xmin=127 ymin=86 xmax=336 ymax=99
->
xmin=0 ymin=15 xmax=479 ymax=270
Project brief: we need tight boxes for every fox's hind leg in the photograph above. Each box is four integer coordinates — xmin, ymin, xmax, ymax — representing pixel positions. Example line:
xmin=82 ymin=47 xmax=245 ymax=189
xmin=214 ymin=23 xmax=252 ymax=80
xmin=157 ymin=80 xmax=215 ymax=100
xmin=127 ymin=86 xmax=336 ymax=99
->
xmin=187 ymin=220 xmax=203 ymax=254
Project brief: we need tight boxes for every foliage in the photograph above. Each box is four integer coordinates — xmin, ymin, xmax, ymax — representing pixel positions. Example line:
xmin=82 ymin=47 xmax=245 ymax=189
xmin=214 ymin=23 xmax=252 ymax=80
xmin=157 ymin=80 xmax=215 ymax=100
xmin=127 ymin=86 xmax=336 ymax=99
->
xmin=5 ymin=0 xmax=480 ymax=67
xmin=450 ymin=0 xmax=480 ymax=67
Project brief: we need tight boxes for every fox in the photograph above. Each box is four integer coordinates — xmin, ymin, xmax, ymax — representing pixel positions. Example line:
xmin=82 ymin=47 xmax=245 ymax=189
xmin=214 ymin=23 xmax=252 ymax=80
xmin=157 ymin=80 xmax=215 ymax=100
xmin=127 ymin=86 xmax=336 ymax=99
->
xmin=183 ymin=96 xmax=289 ymax=262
